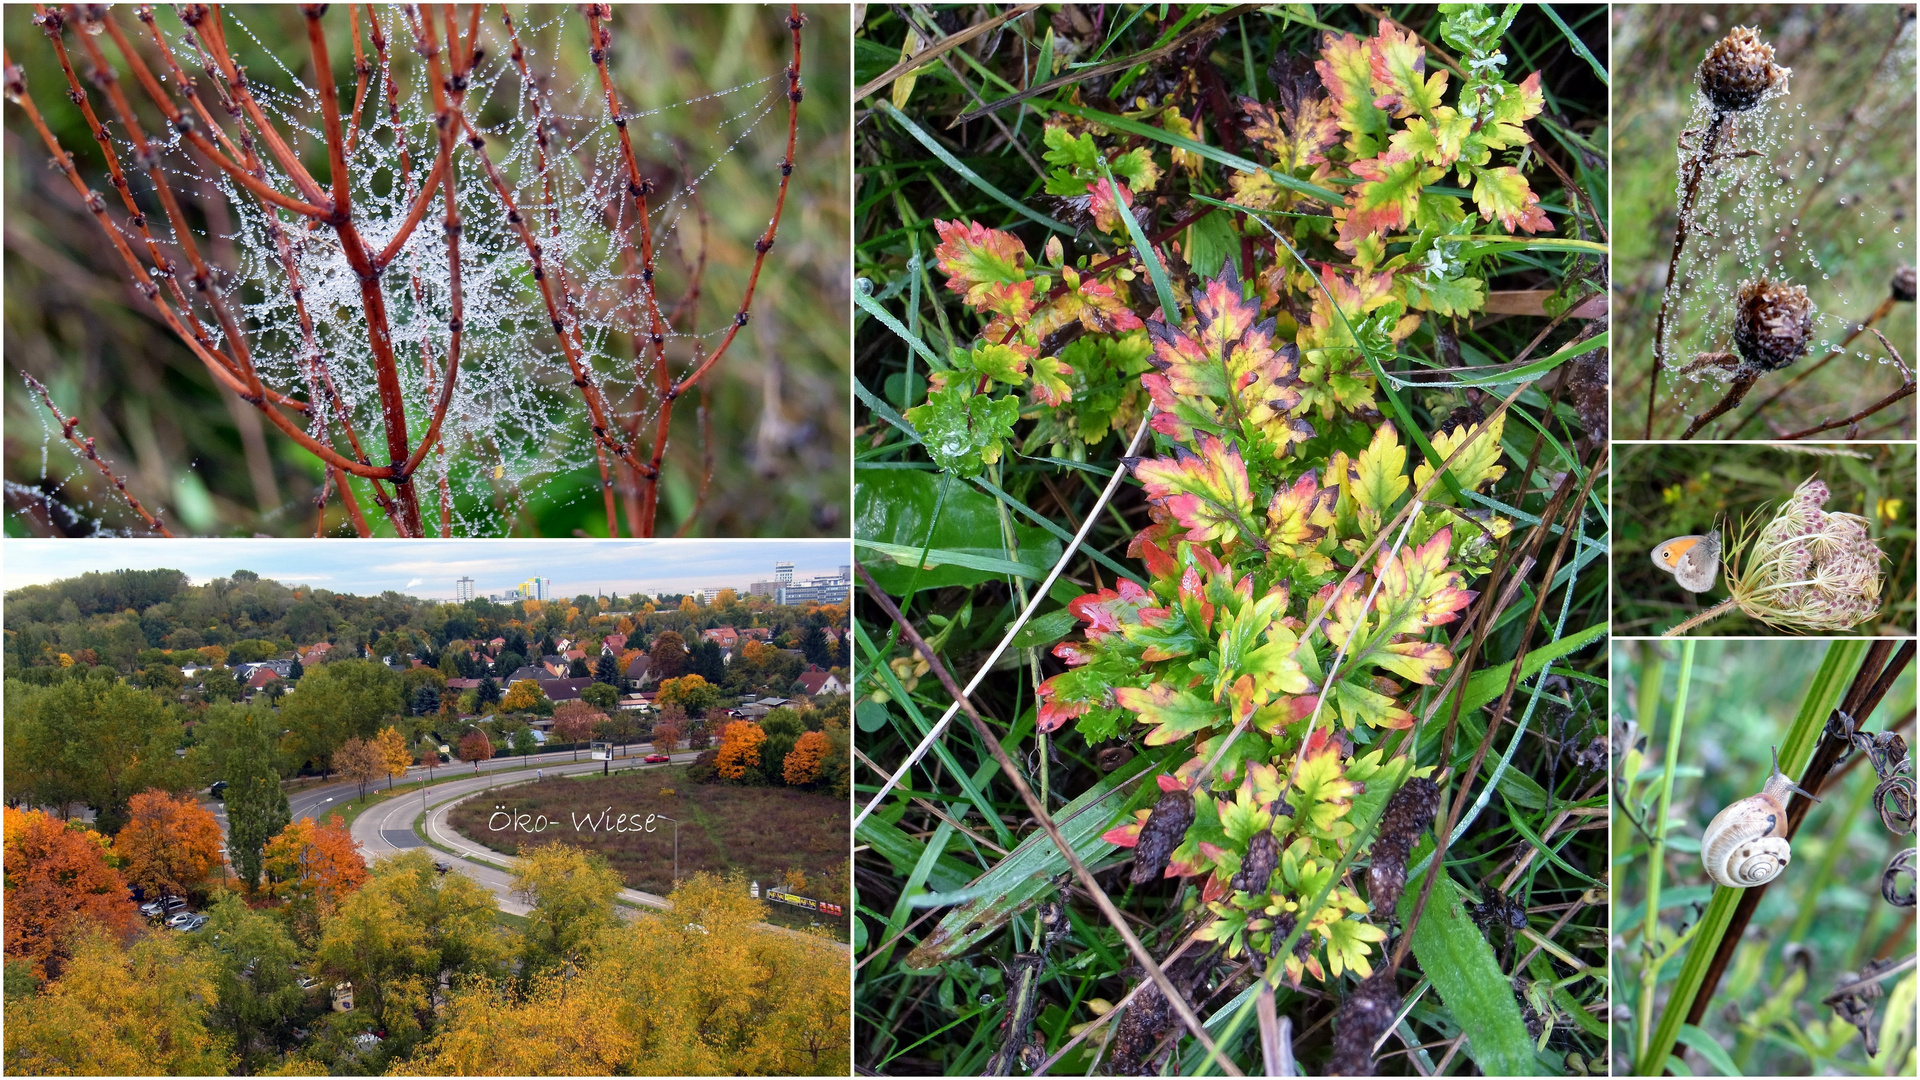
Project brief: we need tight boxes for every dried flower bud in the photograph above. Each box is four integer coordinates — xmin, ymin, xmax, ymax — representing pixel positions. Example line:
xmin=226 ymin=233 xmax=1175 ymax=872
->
xmin=1328 ymin=968 xmax=1401 ymax=1076
xmin=1697 ymin=27 xmax=1788 ymax=113
xmin=1366 ymin=777 xmax=1440 ymax=916
xmin=1231 ymin=828 xmax=1279 ymax=894
xmin=1130 ymin=785 xmax=1194 ymax=885
xmin=1733 ymin=278 xmax=1815 ymax=372
xmin=1728 ymin=477 xmax=1886 ymax=632
xmin=1892 ymin=265 xmax=1915 ymax=303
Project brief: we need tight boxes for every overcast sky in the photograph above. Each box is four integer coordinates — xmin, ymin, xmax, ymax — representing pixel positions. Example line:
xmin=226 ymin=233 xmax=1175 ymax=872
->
xmin=2 ymin=540 xmax=851 ymax=600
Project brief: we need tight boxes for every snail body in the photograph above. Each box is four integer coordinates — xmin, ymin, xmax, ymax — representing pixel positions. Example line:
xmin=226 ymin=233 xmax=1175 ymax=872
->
xmin=1701 ymin=745 xmax=1818 ymax=888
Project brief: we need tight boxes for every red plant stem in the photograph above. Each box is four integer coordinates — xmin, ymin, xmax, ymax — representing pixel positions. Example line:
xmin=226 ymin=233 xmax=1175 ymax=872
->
xmin=402 ymin=157 xmax=465 ymax=481
xmin=184 ymin=6 xmax=330 ymax=207
xmin=330 ymin=465 xmax=374 ymax=538
xmin=343 ymin=5 xmax=370 ymax=156
xmin=21 ymin=373 xmax=174 ymax=536
xmin=95 ymin=11 xmax=327 ymax=218
xmin=639 ymin=4 xmax=806 ymax=534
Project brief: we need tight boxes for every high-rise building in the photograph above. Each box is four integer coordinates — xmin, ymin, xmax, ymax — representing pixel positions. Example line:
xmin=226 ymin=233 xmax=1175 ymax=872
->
xmin=455 ymin=576 xmax=475 ymax=604
xmin=515 ymin=577 xmax=552 ymax=601
xmin=775 ymin=561 xmax=795 ymax=586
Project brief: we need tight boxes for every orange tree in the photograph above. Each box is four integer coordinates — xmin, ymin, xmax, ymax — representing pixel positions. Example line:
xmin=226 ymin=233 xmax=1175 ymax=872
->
xmin=261 ymin=813 xmax=369 ymax=913
xmin=112 ymin=789 xmax=225 ymax=900
xmin=457 ymin=730 xmax=496 ymax=771
xmin=783 ymin=729 xmax=832 ymax=786
xmin=714 ymin=721 xmax=769 ymax=782
xmin=3 ymin=807 xmax=137 ymax=977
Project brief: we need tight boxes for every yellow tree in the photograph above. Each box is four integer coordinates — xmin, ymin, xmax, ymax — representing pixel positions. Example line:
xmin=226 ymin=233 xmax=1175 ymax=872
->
xmin=112 ymin=789 xmax=226 ymax=899
xmin=783 ymin=729 xmax=832 ymax=786
xmin=500 ymin=679 xmax=548 ymax=713
xmin=678 ymin=596 xmax=700 ymax=615
xmin=262 ymin=814 xmax=368 ymax=911
xmin=372 ymin=726 xmax=412 ymax=790
xmin=714 ymin=587 xmax=739 ymax=607
xmin=3 ymin=924 xmax=234 ymax=1076
xmin=510 ymin=842 xmax=624 ymax=976
xmin=333 ymin=735 xmax=383 ymax=800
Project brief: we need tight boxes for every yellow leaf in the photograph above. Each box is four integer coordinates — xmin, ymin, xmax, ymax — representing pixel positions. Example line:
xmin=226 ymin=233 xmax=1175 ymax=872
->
xmin=1414 ymin=413 xmax=1507 ymax=498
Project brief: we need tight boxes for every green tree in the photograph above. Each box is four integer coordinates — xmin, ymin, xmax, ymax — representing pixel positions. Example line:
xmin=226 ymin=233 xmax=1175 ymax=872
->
xmin=510 ymin=726 xmax=539 ymax=762
xmin=279 ymin=659 xmax=403 ymax=776
xmin=411 ymin=683 xmax=442 ymax=716
xmin=581 ymin=682 xmax=619 ymax=710
xmin=593 ymin=652 xmax=620 ymax=685
xmin=199 ymin=893 xmax=308 ymax=1071
xmin=4 ymin=673 xmax=189 ymax=834
xmin=510 ymin=843 xmax=623 ymax=978
xmin=477 ymin=676 xmax=501 ymax=708
xmin=200 ymin=666 xmax=242 ymax=702
xmin=286 ymin=656 xmax=304 ymax=681
xmin=799 ymin=624 xmax=830 ymax=667
xmin=225 ymin=712 xmax=291 ymax=891
xmin=760 ymin=708 xmax=806 ymax=784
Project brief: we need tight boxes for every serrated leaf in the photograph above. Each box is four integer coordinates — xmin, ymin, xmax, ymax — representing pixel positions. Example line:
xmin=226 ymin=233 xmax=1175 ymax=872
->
xmin=1482 ymin=71 xmax=1545 ymax=150
xmin=1389 ymin=107 xmax=1473 ymax=166
xmin=1325 ymin=916 xmax=1390 ymax=978
xmin=1367 ymin=20 xmax=1449 ymax=118
xmin=1470 ymin=166 xmax=1553 ymax=234
xmin=953 ymin=341 xmax=1032 ymax=385
xmin=1405 ymin=273 xmax=1487 ymax=317
xmin=1029 ymin=353 xmax=1074 ymax=407
xmin=931 ymin=220 xmax=1029 ymax=307
xmin=1414 ymin=412 xmax=1507 ymax=496
xmin=1317 ymin=31 xmax=1393 ymax=157
xmin=1242 ymin=95 xmax=1342 ymax=172
xmin=1265 ymin=470 xmax=1339 ymax=557
xmin=903 ymin=385 xmax=1020 ymax=476
xmin=1052 ymin=266 xmax=1144 ymax=335
xmin=1343 ymin=150 xmax=1440 ymax=243
xmin=1353 ymin=421 xmax=1410 ymax=520
xmin=1140 ymin=264 xmax=1312 ymax=453
xmin=1131 ymin=433 xmax=1259 ymax=547
xmin=1110 ymin=146 xmax=1161 ymax=192
xmin=1088 ymin=177 xmax=1134 ymax=235
xmin=1114 ymin=683 xmax=1227 ymax=745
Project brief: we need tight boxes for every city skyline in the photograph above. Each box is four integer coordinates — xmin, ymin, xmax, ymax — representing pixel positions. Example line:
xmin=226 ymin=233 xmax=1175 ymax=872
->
xmin=3 ymin=539 xmax=851 ymax=601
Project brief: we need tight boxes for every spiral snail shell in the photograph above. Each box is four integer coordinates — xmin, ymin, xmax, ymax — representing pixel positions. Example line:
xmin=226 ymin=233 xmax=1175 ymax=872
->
xmin=1701 ymin=745 xmax=1819 ymax=888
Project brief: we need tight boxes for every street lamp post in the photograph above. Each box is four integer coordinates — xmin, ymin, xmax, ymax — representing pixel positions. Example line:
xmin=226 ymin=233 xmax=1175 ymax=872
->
xmin=655 ymin=815 xmax=680 ymax=886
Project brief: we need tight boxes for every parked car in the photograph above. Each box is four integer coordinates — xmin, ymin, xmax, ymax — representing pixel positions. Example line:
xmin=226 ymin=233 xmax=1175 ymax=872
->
xmin=432 ymin=861 xmax=453 ymax=875
xmin=644 ymin=753 xmax=670 ymax=763
xmin=161 ymin=895 xmax=188 ymax=914
xmin=296 ymin=974 xmax=321 ymax=991
xmin=183 ymin=915 xmax=210 ymax=932
xmin=139 ymin=900 xmax=165 ymax=919
xmin=209 ymin=780 xmax=228 ymax=800
xmin=164 ymin=911 xmax=196 ymax=930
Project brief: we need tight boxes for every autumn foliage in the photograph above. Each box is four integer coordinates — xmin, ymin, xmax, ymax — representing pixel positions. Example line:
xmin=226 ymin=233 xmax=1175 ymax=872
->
xmin=3 ymin=808 xmax=136 ymax=977
xmin=458 ymin=729 xmax=497 ymax=770
xmin=714 ymin=721 xmax=768 ymax=781
xmin=782 ymin=730 xmax=832 ymax=786
xmin=261 ymin=813 xmax=368 ymax=908
xmin=111 ymin=789 xmax=226 ymax=900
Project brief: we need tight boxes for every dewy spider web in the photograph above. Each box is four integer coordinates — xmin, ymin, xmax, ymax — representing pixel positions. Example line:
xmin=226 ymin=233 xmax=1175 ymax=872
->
xmin=5 ymin=2 xmax=805 ymax=537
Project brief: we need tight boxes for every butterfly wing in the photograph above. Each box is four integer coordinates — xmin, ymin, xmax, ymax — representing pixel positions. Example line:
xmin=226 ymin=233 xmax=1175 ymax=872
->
xmin=1673 ymin=530 xmax=1721 ymax=592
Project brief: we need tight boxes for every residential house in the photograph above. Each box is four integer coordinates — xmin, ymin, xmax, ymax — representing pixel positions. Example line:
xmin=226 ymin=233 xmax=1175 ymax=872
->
xmin=507 ymin=665 xmax=551 ymax=685
xmin=300 ymin=642 xmax=332 ymax=665
xmin=542 ymin=677 xmax=596 ymax=703
xmin=701 ymin=627 xmax=740 ymax=649
xmin=601 ymin=632 xmax=628 ymax=655
xmin=742 ymin=627 xmax=773 ymax=642
xmin=622 ymin=654 xmax=651 ymax=687
xmin=795 ymin=667 xmax=848 ymax=697
xmin=538 ymin=655 xmax=570 ymax=678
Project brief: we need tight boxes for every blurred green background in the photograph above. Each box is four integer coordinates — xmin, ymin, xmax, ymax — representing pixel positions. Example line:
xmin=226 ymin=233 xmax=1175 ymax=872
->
xmin=1612 ymin=442 xmax=1917 ymax=636
xmin=1611 ymin=4 xmax=1915 ymax=439
xmin=3 ymin=4 xmax=850 ymax=537
xmin=1612 ymin=640 xmax=1915 ymax=1075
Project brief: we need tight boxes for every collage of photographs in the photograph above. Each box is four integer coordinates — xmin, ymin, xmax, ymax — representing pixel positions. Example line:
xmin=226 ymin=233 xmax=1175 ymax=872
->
xmin=0 ymin=3 xmax=1913 ymax=1078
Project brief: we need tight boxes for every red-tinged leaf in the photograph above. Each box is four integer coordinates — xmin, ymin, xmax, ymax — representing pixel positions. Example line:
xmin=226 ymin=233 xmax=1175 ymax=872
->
xmin=1371 ymin=528 xmax=1476 ymax=635
xmin=1030 ymin=353 xmax=1073 ymax=406
xmin=1114 ymin=683 xmax=1227 ymax=746
xmin=1051 ymin=640 xmax=1096 ymax=667
xmin=955 ymin=341 xmax=1033 ymax=385
xmin=1035 ymin=673 xmax=1092 ymax=732
xmin=1156 ymin=773 xmax=1188 ymax=794
xmin=1254 ymin=693 xmax=1318 ymax=734
xmin=1132 ymin=535 xmax=1181 ymax=582
xmin=1316 ymin=31 xmax=1392 ymax=156
xmin=1055 ymin=265 xmax=1145 ymax=334
xmin=1201 ymin=871 xmax=1230 ymax=903
xmin=1088 ymin=177 xmax=1134 ymax=235
xmin=1342 ymin=150 xmax=1440 ymax=243
xmin=1241 ymin=95 xmax=1342 ymax=172
xmin=1366 ymin=20 xmax=1448 ymax=118
xmin=1483 ymin=71 xmax=1545 ymax=150
xmin=1266 ymin=470 xmax=1339 ymax=556
xmin=1377 ymin=639 xmax=1454 ymax=686
xmin=1101 ymin=809 xmax=1152 ymax=848
xmin=1471 ymin=166 xmax=1553 ymax=234
xmin=1388 ymin=107 xmax=1473 ymax=166
xmin=973 ymin=278 xmax=1037 ymax=321
xmin=1068 ymin=578 xmax=1154 ymax=640
xmin=1141 ymin=264 xmax=1311 ymax=452
xmin=932 ymin=219 xmax=1029 ymax=307
xmin=1130 ymin=433 xmax=1259 ymax=548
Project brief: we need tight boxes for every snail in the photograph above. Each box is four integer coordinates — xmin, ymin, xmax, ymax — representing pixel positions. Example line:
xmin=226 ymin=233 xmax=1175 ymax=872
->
xmin=1701 ymin=745 xmax=1820 ymax=888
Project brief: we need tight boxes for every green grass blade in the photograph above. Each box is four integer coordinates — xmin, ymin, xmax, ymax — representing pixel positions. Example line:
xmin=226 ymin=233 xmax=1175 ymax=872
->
xmin=1098 ymin=158 xmax=1181 ymax=324
xmin=877 ymin=100 xmax=1075 ymax=234
xmin=1541 ymin=5 xmax=1609 ymax=87
xmin=1637 ymin=640 xmax=1868 ymax=1074
xmin=1398 ymin=840 xmax=1538 ymax=1076
xmin=1049 ymin=101 xmax=1344 ymax=204
xmin=1677 ymin=1024 xmax=1743 ymax=1076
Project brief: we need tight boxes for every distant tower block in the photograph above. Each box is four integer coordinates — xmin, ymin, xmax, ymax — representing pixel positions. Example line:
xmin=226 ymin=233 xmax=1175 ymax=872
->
xmin=775 ymin=561 xmax=795 ymax=586
xmin=455 ymin=576 xmax=475 ymax=604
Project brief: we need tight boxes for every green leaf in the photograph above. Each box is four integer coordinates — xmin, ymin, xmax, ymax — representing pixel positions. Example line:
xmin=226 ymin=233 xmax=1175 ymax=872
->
xmin=1008 ymin=608 xmax=1080 ymax=651
xmin=1343 ymin=151 xmax=1440 ymax=242
xmin=1316 ymin=29 xmax=1392 ymax=157
xmin=1366 ymin=22 xmax=1449 ymax=118
xmin=1404 ymin=272 xmax=1487 ymax=317
xmin=903 ymin=746 xmax=1174 ymax=968
xmin=855 ymin=467 xmax=1062 ymax=594
xmin=1113 ymin=682 xmax=1227 ymax=745
xmin=1398 ymin=839 xmax=1537 ymax=1076
xmin=1677 ymin=1024 xmax=1743 ymax=1077
xmin=1353 ymin=421 xmax=1411 ymax=522
xmin=904 ymin=385 xmax=1021 ymax=476
xmin=1185 ymin=209 xmax=1241 ymax=280
xmin=954 ymin=341 xmax=1031 ymax=385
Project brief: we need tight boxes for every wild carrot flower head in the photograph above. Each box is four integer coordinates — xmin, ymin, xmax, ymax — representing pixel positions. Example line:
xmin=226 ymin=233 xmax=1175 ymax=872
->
xmin=1697 ymin=27 xmax=1789 ymax=113
xmin=1732 ymin=278 xmax=1815 ymax=372
xmin=1727 ymin=477 xmax=1885 ymax=632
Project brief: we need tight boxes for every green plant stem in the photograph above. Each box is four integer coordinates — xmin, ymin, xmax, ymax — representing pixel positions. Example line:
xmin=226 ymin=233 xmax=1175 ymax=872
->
xmin=1662 ymin=597 xmax=1738 ymax=637
xmin=1636 ymin=640 xmax=1867 ymax=1075
xmin=1638 ymin=639 xmax=1695 ymax=1062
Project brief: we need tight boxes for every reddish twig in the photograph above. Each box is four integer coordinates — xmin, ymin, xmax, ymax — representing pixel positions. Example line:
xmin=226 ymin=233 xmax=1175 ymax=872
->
xmin=20 ymin=373 xmax=173 ymax=536
xmin=1647 ymin=112 xmax=1728 ymax=439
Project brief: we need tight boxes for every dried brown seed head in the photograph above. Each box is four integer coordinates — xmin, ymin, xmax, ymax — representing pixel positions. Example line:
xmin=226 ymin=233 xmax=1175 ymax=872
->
xmin=1130 ymin=785 xmax=1194 ymax=886
xmin=1697 ymin=27 xmax=1789 ymax=113
xmin=1892 ymin=265 xmax=1915 ymax=303
xmin=1733 ymin=278 xmax=1815 ymax=372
